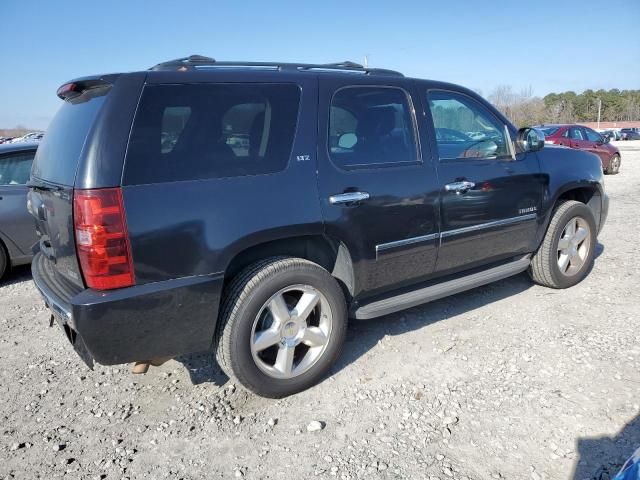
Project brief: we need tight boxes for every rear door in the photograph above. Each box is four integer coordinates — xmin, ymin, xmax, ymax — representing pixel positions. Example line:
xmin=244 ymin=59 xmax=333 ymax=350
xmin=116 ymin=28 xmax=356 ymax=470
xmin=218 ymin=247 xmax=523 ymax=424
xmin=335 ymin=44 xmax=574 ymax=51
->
xmin=316 ymin=77 xmax=440 ymax=298
xmin=0 ymin=148 xmax=37 ymax=254
xmin=420 ymin=86 xmax=543 ymax=274
xmin=29 ymin=86 xmax=111 ymax=288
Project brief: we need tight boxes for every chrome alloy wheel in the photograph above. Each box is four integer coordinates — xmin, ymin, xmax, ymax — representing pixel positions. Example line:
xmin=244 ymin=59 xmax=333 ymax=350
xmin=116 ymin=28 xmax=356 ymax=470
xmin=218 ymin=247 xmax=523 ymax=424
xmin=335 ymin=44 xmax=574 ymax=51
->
xmin=250 ymin=285 xmax=333 ymax=379
xmin=611 ymin=155 xmax=620 ymax=172
xmin=557 ymin=216 xmax=591 ymax=276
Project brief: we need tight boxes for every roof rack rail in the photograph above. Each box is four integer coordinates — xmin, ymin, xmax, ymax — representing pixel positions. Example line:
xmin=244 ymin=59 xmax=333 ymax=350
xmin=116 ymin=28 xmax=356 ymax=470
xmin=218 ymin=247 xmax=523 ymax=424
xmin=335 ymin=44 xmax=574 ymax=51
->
xmin=149 ymin=55 xmax=403 ymax=77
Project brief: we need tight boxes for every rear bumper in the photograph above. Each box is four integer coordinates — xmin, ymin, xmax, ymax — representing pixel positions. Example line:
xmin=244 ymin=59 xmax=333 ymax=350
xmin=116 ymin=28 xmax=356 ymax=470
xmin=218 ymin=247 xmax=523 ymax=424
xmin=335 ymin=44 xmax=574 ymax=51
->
xmin=32 ymin=253 xmax=223 ymax=366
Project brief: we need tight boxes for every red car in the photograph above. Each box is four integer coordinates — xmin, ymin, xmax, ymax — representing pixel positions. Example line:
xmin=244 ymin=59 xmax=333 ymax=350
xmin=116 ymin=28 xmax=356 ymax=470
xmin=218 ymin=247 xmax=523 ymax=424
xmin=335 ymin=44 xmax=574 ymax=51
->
xmin=536 ymin=124 xmax=621 ymax=174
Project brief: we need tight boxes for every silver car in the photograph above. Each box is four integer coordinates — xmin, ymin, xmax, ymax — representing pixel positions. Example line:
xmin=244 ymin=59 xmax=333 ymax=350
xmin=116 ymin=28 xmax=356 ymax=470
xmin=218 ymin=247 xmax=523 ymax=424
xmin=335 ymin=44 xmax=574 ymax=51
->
xmin=0 ymin=142 xmax=39 ymax=279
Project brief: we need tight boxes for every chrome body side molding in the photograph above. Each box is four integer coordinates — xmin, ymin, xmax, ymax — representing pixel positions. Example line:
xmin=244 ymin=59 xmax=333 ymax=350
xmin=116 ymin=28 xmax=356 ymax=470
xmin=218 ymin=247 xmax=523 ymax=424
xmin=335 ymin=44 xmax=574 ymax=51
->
xmin=375 ymin=214 xmax=537 ymax=257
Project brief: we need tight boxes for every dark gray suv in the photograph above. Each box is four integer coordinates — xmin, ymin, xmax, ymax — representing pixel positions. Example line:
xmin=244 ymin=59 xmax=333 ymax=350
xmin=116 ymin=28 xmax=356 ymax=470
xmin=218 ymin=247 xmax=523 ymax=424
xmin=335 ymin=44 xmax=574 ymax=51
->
xmin=30 ymin=56 xmax=608 ymax=398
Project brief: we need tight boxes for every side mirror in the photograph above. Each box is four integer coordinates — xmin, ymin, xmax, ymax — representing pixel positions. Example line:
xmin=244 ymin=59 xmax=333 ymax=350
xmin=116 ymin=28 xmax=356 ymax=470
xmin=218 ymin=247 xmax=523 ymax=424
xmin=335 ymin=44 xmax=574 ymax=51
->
xmin=602 ymin=135 xmax=610 ymax=144
xmin=516 ymin=127 xmax=545 ymax=153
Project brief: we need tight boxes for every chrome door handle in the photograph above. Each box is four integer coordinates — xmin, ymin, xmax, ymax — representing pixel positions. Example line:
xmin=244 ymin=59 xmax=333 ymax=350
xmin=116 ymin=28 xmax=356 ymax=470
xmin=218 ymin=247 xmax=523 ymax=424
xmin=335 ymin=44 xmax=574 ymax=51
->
xmin=444 ymin=181 xmax=475 ymax=194
xmin=329 ymin=191 xmax=370 ymax=205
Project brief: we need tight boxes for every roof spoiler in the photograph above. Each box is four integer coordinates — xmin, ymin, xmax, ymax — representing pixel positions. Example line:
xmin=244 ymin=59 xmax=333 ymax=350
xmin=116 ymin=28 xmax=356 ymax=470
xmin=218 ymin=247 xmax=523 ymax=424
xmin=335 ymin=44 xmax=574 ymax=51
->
xmin=56 ymin=74 xmax=120 ymax=100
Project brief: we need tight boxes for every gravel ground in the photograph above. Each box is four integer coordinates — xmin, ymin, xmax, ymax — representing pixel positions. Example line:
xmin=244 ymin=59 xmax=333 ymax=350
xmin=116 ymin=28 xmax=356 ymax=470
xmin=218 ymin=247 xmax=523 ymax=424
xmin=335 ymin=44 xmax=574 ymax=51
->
xmin=2 ymin=144 xmax=640 ymax=480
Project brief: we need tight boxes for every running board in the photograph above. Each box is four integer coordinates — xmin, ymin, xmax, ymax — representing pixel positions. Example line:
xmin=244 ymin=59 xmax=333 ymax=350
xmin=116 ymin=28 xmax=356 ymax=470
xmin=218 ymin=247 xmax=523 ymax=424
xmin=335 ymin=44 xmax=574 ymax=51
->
xmin=354 ymin=255 xmax=531 ymax=320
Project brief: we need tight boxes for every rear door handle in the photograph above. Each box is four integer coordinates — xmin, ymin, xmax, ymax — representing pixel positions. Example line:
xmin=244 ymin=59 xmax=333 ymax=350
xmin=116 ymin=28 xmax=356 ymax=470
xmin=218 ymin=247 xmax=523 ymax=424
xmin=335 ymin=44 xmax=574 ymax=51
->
xmin=445 ymin=181 xmax=475 ymax=194
xmin=329 ymin=191 xmax=370 ymax=205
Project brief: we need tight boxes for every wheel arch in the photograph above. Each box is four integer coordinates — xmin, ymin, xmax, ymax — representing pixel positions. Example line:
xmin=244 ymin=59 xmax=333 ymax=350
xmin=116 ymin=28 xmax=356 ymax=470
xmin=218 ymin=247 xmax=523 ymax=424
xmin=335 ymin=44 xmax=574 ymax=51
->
xmin=223 ymin=234 xmax=356 ymax=301
xmin=556 ymin=186 xmax=602 ymax=223
xmin=0 ymin=229 xmax=18 ymax=265
xmin=539 ymin=185 xmax=603 ymax=249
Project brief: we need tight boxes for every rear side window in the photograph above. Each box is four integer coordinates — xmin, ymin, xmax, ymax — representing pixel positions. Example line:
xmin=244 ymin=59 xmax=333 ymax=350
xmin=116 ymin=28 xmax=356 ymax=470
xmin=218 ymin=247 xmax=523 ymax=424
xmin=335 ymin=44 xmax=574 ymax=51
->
xmin=32 ymin=87 xmax=109 ymax=186
xmin=329 ymin=86 xmax=418 ymax=168
xmin=124 ymin=83 xmax=301 ymax=184
xmin=0 ymin=151 xmax=35 ymax=185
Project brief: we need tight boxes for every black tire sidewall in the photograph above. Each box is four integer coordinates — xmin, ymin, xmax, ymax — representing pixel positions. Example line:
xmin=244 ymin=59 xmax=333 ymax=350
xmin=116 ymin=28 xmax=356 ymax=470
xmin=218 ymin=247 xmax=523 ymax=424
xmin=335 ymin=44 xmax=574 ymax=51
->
xmin=607 ymin=154 xmax=620 ymax=174
xmin=0 ymin=244 xmax=7 ymax=280
xmin=227 ymin=263 xmax=347 ymax=397
xmin=547 ymin=203 xmax=597 ymax=288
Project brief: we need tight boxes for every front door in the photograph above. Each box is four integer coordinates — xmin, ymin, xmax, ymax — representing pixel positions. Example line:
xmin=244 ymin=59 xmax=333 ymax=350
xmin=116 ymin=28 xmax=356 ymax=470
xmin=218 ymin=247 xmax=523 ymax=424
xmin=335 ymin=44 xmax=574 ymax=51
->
xmin=316 ymin=78 xmax=440 ymax=299
xmin=420 ymin=87 xmax=544 ymax=274
xmin=582 ymin=127 xmax=610 ymax=164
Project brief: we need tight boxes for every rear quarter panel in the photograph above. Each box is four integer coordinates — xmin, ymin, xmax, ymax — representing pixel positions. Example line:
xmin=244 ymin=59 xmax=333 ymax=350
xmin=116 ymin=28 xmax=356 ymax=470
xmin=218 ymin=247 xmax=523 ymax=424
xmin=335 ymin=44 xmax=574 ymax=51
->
xmin=123 ymin=73 xmax=323 ymax=284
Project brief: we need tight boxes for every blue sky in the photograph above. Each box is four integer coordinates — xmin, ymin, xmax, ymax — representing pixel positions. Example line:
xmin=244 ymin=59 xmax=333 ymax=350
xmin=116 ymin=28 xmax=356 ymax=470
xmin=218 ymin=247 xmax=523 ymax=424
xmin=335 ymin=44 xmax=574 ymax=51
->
xmin=1 ymin=0 xmax=638 ymax=130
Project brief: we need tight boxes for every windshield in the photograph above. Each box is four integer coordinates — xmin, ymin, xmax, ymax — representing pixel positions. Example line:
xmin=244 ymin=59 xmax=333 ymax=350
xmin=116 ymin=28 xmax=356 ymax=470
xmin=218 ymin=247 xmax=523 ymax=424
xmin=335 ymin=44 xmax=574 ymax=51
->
xmin=539 ymin=126 xmax=560 ymax=136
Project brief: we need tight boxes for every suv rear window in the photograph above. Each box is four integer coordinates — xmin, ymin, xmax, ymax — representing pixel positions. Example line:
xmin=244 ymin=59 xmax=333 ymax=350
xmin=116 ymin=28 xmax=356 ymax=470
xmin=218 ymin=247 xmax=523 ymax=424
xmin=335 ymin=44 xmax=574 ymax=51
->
xmin=123 ymin=83 xmax=301 ymax=184
xmin=32 ymin=87 xmax=109 ymax=186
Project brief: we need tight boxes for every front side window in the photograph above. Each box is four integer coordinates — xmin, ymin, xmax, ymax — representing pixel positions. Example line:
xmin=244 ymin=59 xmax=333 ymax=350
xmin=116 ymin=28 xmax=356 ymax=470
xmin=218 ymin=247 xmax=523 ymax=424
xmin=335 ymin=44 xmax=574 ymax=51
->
xmin=328 ymin=86 xmax=418 ymax=168
xmin=124 ymin=83 xmax=301 ymax=184
xmin=0 ymin=152 xmax=35 ymax=185
xmin=427 ymin=90 xmax=509 ymax=160
xmin=568 ymin=127 xmax=585 ymax=140
xmin=584 ymin=128 xmax=602 ymax=142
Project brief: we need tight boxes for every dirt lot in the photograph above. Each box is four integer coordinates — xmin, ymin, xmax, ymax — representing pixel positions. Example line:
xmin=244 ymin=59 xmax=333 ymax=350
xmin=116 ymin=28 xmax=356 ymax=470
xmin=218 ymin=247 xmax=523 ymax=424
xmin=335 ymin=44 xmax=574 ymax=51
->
xmin=2 ymin=144 xmax=639 ymax=480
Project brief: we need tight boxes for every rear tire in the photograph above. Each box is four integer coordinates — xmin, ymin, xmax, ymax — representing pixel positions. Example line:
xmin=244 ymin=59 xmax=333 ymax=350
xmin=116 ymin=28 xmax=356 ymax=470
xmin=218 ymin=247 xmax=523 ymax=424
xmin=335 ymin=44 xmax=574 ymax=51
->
xmin=215 ymin=257 xmax=348 ymax=398
xmin=605 ymin=154 xmax=620 ymax=175
xmin=529 ymin=200 xmax=597 ymax=289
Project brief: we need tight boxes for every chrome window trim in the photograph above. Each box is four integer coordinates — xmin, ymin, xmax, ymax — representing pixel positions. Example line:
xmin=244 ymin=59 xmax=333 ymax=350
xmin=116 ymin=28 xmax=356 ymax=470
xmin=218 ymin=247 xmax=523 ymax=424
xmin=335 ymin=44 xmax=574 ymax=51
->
xmin=505 ymin=124 xmax=516 ymax=161
xmin=375 ymin=214 xmax=537 ymax=258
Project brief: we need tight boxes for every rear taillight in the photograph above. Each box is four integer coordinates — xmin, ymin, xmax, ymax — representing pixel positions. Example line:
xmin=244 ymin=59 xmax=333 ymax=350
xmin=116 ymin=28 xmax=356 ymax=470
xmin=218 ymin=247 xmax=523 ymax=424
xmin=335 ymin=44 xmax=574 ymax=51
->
xmin=73 ymin=188 xmax=135 ymax=290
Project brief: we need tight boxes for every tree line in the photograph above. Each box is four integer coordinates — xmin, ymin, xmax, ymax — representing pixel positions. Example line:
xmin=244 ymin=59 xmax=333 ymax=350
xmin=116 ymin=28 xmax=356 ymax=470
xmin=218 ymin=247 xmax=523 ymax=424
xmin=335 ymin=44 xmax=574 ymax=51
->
xmin=485 ymin=86 xmax=640 ymax=127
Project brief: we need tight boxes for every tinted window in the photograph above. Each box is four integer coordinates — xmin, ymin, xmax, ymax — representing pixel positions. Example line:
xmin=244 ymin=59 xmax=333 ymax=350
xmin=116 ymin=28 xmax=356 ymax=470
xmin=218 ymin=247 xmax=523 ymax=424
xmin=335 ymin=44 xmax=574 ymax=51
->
xmin=584 ymin=128 xmax=602 ymax=142
xmin=124 ymin=83 xmax=301 ymax=184
xmin=0 ymin=151 xmax=35 ymax=185
xmin=328 ymin=87 xmax=418 ymax=168
xmin=568 ymin=127 xmax=585 ymax=140
xmin=32 ymin=87 xmax=109 ymax=185
xmin=161 ymin=107 xmax=191 ymax=153
xmin=428 ymin=90 xmax=509 ymax=160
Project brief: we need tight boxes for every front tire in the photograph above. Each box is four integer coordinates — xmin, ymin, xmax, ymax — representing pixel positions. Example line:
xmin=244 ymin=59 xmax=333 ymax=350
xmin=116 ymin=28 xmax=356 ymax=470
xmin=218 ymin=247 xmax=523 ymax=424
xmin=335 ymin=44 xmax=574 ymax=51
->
xmin=529 ymin=200 xmax=597 ymax=289
xmin=215 ymin=257 xmax=347 ymax=398
xmin=605 ymin=154 xmax=620 ymax=175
